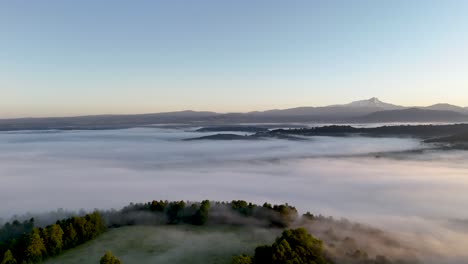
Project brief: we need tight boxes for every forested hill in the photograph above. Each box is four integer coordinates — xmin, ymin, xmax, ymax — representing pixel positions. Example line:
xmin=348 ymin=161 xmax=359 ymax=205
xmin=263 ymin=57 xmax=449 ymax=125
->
xmin=1 ymin=200 xmax=419 ymax=264
xmin=188 ymin=124 xmax=468 ymax=145
xmin=263 ymin=123 xmax=468 ymax=139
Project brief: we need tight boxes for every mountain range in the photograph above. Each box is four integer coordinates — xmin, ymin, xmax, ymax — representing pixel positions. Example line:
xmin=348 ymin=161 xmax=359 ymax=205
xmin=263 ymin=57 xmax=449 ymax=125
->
xmin=1 ymin=98 xmax=468 ymax=130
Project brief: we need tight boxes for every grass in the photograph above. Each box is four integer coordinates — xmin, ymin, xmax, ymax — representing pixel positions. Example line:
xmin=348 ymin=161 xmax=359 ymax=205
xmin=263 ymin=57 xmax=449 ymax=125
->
xmin=44 ymin=225 xmax=280 ymax=264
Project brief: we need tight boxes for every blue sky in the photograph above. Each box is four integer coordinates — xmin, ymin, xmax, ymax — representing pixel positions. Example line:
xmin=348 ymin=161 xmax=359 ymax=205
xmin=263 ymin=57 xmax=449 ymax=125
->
xmin=1 ymin=0 xmax=468 ymax=117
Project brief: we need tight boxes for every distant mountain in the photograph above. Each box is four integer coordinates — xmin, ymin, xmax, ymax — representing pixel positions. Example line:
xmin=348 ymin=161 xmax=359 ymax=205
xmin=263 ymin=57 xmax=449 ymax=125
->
xmin=0 ymin=110 xmax=219 ymax=131
xmin=248 ymin=98 xmax=403 ymax=118
xmin=356 ymin=108 xmax=468 ymax=123
xmin=1 ymin=98 xmax=468 ymax=131
xmin=423 ymin=103 xmax=467 ymax=113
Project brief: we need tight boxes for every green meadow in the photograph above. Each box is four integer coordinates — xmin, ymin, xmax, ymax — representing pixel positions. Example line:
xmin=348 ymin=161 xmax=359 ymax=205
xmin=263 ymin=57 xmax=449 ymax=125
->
xmin=44 ymin=225 xmax=280 ymax=264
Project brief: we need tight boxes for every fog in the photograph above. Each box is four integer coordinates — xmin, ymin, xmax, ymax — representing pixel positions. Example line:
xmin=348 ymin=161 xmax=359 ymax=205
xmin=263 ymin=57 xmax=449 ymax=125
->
xmin=1 ymin=127 xmax=468 ymax=263
xmin=43 ymin=225 xmax=280 ymax=264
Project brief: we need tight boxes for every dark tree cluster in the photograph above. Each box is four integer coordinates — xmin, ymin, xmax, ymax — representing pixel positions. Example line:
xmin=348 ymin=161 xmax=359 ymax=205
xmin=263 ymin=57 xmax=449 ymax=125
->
xmin=105 ymin=200 xmax=212 ymax=227
xmin=266 ymin=124 xmax=468 ymax=140
xmin=229 ymin=201 xmax=298 ymax=227
xmin=0 ymin=219 xmax=34 ymax=250
xmin=0 ymin=212 xmax=106 ymax=264
xmin=232 ymin=228 xmax=331 ymax=264
xmin=100 ymin=251 xmax=122 ymax=264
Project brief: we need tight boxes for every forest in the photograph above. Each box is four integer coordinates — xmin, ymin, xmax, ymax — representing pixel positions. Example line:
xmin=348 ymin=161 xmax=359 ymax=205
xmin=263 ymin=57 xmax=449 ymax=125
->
xmin=0 ymin=212 xmax=105 ymax=263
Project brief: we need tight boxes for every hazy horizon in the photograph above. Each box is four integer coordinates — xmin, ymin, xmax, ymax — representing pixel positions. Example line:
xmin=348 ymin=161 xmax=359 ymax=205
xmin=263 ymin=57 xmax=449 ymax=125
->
xmin=1 ymin=97 xmax=467 ymax=119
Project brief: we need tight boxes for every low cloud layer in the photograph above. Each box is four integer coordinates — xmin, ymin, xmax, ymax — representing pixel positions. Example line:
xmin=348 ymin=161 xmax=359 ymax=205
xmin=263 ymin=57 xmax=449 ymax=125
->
xmin=1 ymin=128 xmax=468 ymax=263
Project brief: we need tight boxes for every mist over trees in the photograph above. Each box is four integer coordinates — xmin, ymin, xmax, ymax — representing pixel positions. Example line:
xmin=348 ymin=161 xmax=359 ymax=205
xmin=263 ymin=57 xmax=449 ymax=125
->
xmin=0 ymin=200 xmax=297 ymax=264
xmin=231 ymin=226 xmax=416 ymax=264
xmin=0 ymin=200 xmax=420 ymax=264
xmin=103 ymin=200 xmax=298 ymax=228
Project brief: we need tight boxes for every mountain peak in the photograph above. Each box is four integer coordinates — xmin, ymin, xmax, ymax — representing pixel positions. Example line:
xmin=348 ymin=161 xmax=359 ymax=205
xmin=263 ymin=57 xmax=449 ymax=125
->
xmin=345 ymin=97 xmax=400 ymax=109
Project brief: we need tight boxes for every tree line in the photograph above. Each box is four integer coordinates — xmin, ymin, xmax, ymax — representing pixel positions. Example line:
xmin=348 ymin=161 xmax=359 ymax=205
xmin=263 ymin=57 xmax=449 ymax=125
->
xmin=0 ymin=212 xmax=105 ymax=264
xmin=104 ymin=200 xmax=298 ymax=228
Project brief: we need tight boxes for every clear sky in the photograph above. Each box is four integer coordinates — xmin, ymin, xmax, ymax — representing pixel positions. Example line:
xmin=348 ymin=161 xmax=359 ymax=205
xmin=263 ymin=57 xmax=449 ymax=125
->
xmin=1 ymin=0 xmax=468 ymax=118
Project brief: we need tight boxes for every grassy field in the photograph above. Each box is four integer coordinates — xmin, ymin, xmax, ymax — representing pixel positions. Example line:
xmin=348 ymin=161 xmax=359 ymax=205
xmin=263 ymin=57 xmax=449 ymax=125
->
xmin=44 ymin=225 xmax=280 ymax=264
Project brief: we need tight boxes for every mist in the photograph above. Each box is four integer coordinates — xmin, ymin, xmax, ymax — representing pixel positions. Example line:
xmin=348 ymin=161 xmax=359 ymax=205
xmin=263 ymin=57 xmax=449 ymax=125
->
xmin=1 ymin=127 xmax=468 ymax=263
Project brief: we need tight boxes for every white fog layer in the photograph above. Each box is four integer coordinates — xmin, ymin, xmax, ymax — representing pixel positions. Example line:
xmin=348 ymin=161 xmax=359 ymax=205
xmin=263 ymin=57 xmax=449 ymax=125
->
xmin=1 ymin=128 xmax=468 ymax=263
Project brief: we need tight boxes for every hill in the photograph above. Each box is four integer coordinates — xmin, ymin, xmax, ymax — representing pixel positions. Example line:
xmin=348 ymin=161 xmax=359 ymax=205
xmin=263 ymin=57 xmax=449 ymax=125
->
xmin=355 ymin=108 xmax=468 ymax=123
xmin=263 ymin=123 xmax=468 ymax=139
xmin=1 ymin=99 xmax=468 ymax=131
xmin=248 ymin=97 xmax=403 ymax=119
xmin=424 ymin=103 xmax=467 ymax=113
xmin=425 ymin=132 xmax=468 ymax=144
xmin=24 ymin=199 xmax=418 ymax=264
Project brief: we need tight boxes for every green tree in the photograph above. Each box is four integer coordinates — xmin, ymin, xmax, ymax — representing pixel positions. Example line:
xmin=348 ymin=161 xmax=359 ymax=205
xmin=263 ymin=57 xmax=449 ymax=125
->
xmin=150 ymin=200 xmax=167 ymax=212
xmin=0 ymin=250 xmax=17 ymax=264
xmin=167 ymin=201 xmax=186 ymax=224
xmin=271 ymin=228 xmax=328 ymax=264
xmin=25 ymin=228 xmax=47 ymax=263
xmin=44 ymin=224 xmax=64 ymax=256
xmin=231 ymin=254 xmax=252 ymax=264
xmin=249 ymin=228 xmax=330 ymax=264
xmin=193 ymin=200 xmax=210 ymax=225
xmin=62 ymin=223 xmax=78 ymax=249
xmin=71 ymin=217 xmax=87 ymax=243
xmin=84 ymin=212 xmax=106 ymax=240
xmin=272 ymin=204 xmax=298 ymax=227
xmin=100 ymin=251 xmax=122 ymax=264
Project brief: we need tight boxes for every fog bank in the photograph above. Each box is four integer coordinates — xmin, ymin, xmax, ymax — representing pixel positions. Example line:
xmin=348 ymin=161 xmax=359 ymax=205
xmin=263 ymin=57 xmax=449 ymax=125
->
xmin=1 ymin=128 xmax=468 ymax=262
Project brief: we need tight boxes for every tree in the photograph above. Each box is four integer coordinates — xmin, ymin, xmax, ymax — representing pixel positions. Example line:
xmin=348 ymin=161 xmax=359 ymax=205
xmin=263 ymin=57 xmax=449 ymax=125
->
xmin=71 ymin=217 xmax=87 ymax=243
xmin=0 ymin=250 xmax=17 ymax=264
xmin=100 ymin=251 xmax=122 ymax=264
xmin=44 ymin=224 xmax=64 ymax=256
xmin=0 ymin=218 xmax=34 ymax=244
xmin=269 ymin=228 xmax=329 ymax=264
xmin=150 ymin=200 xmax=167 ymax=212
xmin=25 ymin=228 xmax=47 ymax=263
xmin=167 ymin=201 xmax=186 ymax=224
xmin=231 ymin=254 xmax=252 ymax=264
xmin=193 ymin=200 xmax=210 ymax=225
xmin=84 ymin=212 xmax=106 ymax=240
xmin=236 ymin=228 xmax=330 ymax=264
xmin=62 ymin=222 xmax=78 ymax=249
xmin=254 ymin=245 xmax=273 ymax=264
xmin=231 ymin=200 xmax=251 ymax=215
xmin=272 ymin=204 xmax=298 ymax=227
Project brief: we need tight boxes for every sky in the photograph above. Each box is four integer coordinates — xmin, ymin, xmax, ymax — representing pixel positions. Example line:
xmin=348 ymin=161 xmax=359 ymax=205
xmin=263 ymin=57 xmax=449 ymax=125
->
xmin=1 ymin=0 xmax=468 ymax=118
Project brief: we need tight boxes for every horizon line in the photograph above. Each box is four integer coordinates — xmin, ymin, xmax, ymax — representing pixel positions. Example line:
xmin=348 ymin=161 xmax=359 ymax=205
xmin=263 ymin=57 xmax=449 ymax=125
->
xmin=2 ymin=98 xmax=467 ymax=120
